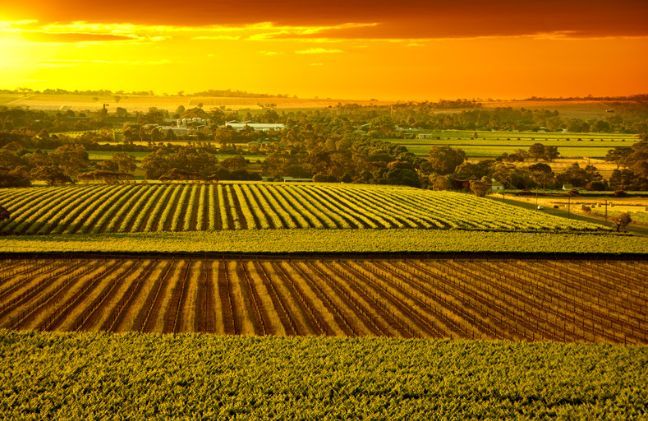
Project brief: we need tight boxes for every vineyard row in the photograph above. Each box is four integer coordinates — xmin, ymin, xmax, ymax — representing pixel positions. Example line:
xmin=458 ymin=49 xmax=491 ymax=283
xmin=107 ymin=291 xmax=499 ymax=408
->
xmin=0 ymin=258 xmax=644 ymax=343
xmin=0 ymin=183 xmax=604 ymax=235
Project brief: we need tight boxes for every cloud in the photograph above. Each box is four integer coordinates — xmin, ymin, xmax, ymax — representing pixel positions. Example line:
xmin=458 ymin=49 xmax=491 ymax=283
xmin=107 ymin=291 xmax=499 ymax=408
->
xmin=295 ymin=48 xmax=343 ymax=55
xmin=193 ymin=35 xmax=241 ymax=41
xmin=0 ymin=20 xmax=377 ymax=44
xmin=6 ymin=0 xmax=648 ymax=38
xmin=22 ymin=32 xmax=137 ymax=43
xmin=41 ymin=58 xmax=171 ymax=67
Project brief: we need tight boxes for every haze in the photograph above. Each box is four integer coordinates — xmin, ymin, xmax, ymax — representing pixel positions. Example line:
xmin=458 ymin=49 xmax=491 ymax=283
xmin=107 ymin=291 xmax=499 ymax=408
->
xmin=1 ymin=0 xmax=647 ymax=100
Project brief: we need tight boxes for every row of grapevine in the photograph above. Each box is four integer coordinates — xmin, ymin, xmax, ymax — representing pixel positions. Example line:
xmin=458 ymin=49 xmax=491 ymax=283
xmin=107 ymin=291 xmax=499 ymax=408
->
xmin=0 ymin=184 xmax=605 ymax=235
xmin=0 ymin=258 xmax=644 ymax=343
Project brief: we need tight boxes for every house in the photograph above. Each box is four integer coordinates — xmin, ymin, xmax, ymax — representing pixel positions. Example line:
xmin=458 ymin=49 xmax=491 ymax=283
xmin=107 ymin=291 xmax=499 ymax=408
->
xmin=491 ymin=180 xmax=505 ymax=192
xmin=561 ymin=183 xmax=581 ymax=191
xmin=416 ymin=133 xmax=437 ymax=139
xmin=225 ymin=121 xmax=285 ymax=131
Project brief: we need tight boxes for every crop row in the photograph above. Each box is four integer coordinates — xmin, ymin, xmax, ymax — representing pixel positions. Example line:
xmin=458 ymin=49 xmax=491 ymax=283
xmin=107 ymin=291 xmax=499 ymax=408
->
xmin=0 ymin=258 xmax=644 ymax=343
xmin=0 ymin=183 xmax=604 ymax=235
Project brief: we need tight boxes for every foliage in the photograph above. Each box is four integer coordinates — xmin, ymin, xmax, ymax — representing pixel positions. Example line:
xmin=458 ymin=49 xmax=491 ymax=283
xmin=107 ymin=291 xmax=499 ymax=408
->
xmin=141 ymin=147 xmax=218 ymax=179
xmin=0 ymin=331 xmax=646 ymax=418
xmin=469 ymin=178 xmax=491 ymax=197
xmin=0 ymin=183 xmax=605 ymax=235
xmin=426 ymin=146 xmax=466 ymax=175
xmin=0 ymin=229 xmax=644 ymax=254
xmin=612 ymin=212 xmax=633 ymax=232
xmin=528 ymin=143 xmax=560 ymax=162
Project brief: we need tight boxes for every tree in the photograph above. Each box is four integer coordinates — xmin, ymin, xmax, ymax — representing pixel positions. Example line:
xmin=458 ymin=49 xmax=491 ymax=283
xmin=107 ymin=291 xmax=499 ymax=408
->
xmin=30 ymin=165 xmax=72 ymax=185
xmin=141 ymin=147 xmax=217 ymax=180
xmin=111 ymin=152 xmax=137 ymax=174
xmin=543 ymin=145 xmax=559 ymax=162
xmin=429 ymin=174 xmax=451 ymax=191
xmin=221 ymin=155 xmax=248 ymax=172
xmin=385 ymin=166 xmax=420 ymax=187
xmin=96 ymin=160 xmax=118 ymax=172
xmin=605 ymin=147 xmax=632 ymax=169
xmin=612 ymin=213 xmax=632 ymax=232
xmin=625 ymin=140 xmax=648 ymax=178
xmin=455 ymin=160 xmax=495 ymax=180
xmin=492 ymin=164 xmax=535 ymax=189
xmin=0 ymin=171 xmax=31 ymax=187
xmin=0 ymin=149 xmax=27 ymax=169
xmin=469 ymin=178 xmax=491 ymax=197
xmin=115 ymin=107 xmax=128 ymax=119
xmin=556 ymin=163 xmax=602 ymax=188
xmin=609 ymin=168 xmax=648 ymax=191
xmin=528 ymin=143 xmax=545 ymax=161
xmin=427 ymin=147 xmax=466 ymax=175
xmin=528 ymin=163 xmax=554 ymax=189
xmin=50 ymin=144 xmax=89 ymax=179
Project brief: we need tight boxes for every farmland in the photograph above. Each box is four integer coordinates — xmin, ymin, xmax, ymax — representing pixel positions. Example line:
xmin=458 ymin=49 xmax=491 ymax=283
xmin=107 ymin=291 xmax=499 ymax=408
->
xmin=2 ymin=330 xmax=646 ymax=418
xmin=501 ymin=195 xmax=648 ymax=227
xmin=1 ymin=229 xmax=646 ymax=254
xmin=0 ymin=183 xmax=605 ymax=235
xmin=389 ymin=130 xmax=639 ymax=158
xmin=0 ymin=258 xmax=645 ymax=343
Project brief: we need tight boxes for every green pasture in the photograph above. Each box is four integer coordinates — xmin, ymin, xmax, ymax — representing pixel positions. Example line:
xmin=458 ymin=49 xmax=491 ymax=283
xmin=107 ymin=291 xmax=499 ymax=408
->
xmin=389 ymin=131 xmax=639 ymax=158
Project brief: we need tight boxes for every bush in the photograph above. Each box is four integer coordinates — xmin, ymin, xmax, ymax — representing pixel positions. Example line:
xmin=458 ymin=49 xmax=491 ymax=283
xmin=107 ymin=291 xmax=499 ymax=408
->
xmin=585 ymin=181 xmax=608 ymax=191
xmin=0 ymin=171 xmax=31 ymax=188
xmin=312 ymin=174 xmax=339 ymax=183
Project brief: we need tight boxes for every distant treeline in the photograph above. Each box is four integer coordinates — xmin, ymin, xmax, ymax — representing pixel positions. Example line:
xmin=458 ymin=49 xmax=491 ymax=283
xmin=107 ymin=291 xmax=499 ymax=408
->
xmin=6 ymin=100 xmax=647 ymax=136
xmin=0 ymin=88 xmax=293 ymax=98
xmin=523 ymin=94 xmax=648 ymax=101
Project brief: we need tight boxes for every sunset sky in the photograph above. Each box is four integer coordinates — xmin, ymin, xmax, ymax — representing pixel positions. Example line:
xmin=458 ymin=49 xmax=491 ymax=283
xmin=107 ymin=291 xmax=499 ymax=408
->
xmin=1 ymin=0 xmax=647 ymax=100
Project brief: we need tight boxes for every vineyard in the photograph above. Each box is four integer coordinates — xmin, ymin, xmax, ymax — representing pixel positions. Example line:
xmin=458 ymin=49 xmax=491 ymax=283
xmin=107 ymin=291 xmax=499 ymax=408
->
xmin=0 ymin=183 xmax=604 ymax=235
xmin=1 ymin=258 xmax=645 ymax=344
xmin=3 ymin=331 xmax=646 ymax=419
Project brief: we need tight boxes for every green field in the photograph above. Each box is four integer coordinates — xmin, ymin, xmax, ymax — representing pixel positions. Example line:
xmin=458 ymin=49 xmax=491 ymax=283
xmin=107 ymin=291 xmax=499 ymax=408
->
xmin=0 ymin=183 xmax=605 ymax=235
xmin=1 ymin=330 xmax=645 ymax=418
xmin=0 ymin=229 xmax=645 ymax=254
xmin=389 ymin=130 xmax=640 ymax=158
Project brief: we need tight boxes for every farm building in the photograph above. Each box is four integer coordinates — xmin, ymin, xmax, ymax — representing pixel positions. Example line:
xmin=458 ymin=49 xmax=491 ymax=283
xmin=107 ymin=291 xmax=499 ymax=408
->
xmin=491 ymin=180 xmax=505 ymax=192
xmin=226 ymin=121 xmax=285 ymax=131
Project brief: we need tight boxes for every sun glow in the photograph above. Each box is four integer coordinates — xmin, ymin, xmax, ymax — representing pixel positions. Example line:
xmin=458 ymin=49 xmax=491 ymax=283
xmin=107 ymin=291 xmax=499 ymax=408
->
xmin=0 ymin=16 xmax=647 ymax=99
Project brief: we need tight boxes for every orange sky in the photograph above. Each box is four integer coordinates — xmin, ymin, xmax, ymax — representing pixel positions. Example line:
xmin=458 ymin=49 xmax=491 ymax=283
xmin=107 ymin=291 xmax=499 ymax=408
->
xmin=1 ymin=1 xmax=647 ymax=100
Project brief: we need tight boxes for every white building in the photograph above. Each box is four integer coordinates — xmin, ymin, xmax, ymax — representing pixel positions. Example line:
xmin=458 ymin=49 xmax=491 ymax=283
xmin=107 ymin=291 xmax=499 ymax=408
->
xmin=225 ymin=121 xmax=285 ymax=131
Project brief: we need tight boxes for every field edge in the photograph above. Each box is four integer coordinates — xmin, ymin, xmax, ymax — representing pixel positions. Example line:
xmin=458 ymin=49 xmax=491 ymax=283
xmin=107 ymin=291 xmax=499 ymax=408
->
xmin=0 ymin=230 xmax=645 ymax=255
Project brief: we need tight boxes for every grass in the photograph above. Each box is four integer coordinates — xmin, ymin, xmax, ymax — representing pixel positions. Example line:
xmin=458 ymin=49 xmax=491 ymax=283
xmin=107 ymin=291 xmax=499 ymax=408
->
xmin=387 ymin=131 xmax=639 ymax=158
xmin=0 ymin=229 xmax=645 ymax=254
xmin=404 ymin=144 xmax=621 ymax=158
xmin=495 ymin=194 xmax=648 ymax=235
xmin=1 ymin=330 xmax=645 ymax=418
